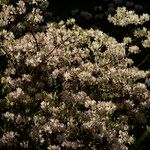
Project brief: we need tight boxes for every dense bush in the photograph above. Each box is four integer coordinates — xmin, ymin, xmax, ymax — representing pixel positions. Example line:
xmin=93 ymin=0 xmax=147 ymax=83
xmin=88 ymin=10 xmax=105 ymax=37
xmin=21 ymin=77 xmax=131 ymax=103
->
xmin=0 ymin=0 xmax=150 ymax=149
xmin=46 ymin=0 xmax=150 ymax=70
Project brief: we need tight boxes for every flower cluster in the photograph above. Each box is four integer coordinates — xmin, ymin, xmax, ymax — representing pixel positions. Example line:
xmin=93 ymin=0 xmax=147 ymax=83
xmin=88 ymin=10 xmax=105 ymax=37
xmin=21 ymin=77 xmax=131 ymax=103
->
xmin=0 ymin=0 xmax=49 ymax=37
xmin=0 ymin=2 xmax=150 ymax=150
xmin=108 ymin=7 xmax=150 ymax=26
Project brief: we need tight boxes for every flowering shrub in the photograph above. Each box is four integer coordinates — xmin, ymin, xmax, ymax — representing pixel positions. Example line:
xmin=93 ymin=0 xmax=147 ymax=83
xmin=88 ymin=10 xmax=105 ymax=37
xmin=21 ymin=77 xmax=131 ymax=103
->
xmin=0 ymin=1 xmax=150 ymax=150
xmin=0 ymin=0 xmax=49 ymax=38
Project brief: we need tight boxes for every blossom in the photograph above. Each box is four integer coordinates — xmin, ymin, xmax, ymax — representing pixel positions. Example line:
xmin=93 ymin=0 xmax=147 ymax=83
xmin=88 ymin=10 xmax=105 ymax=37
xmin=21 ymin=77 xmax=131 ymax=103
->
xmin=128 ymin=45 xmax=140 ymax=54
xmin=108 ymin=7 xmax=150 ymax=26
xmin=0 ymin=2 xmax=150 ymax=149
xmin=63 ymin=71 xmax=71 ymax=81
xmin=16 ymin=0 xmax=26 ymax=14
xmin=4 ymin=112 xmax=15 ymax=121
xmin=8 ymin=88 xmax=24 ymax=99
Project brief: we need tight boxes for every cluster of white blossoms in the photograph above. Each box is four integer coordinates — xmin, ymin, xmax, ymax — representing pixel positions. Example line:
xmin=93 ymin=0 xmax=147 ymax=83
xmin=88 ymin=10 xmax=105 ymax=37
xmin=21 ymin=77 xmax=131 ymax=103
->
xmin=108 ymin=7 xmax=150 ymax=26
xmin=133 ymin=27 xmax=150 ymax=48
xmin=128 ymin=45 xmax=140 ymax=54
xmin=0 ymin=0 xmax=48 ymax=38
xmin=0 ymin=4 xmax=16 ymax=26
xmin=27 ymin=8 xmax=43 ymax=23
xmin=0 ymin=1 xmax=150 ymax=150
xmin=16 ymin=0 xmax=26 ymax=14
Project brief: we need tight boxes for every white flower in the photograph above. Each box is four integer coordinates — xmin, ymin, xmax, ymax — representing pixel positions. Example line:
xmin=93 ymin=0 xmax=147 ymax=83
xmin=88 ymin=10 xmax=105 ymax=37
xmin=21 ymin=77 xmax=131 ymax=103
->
xmin=85 ymin=99 xmax=96 ymax=108
xmin=43 ymin=125 xmax=52 ymax=134
xmin=134 ymin=27 xmax=147 ymax=38
xmin=4 ymin=112 xmax=15 ymax=121
xmin=63 ymin=72 xmax=71 ymax=81
xmin=0 ymin=131 xmax=17 ymax=144
xmin=128 ymin=45 xmax=140 ymax=54
xmin=108 ymin=7 xmax=150 ymax=26
xmin=40 ymin=101 xmax=49 ymax=109
xmin=27 ymin=8 xmax=43 ymax=23
xmin=142 ymin=37 xmax=150 ymax=48
xmin=8 ymin=88 xmax=24 ymax=99
xmin=16 ymin=0 xmax=26 ymax=14
xmin=123 ymin=37 xmax=132 ymax=45
xmin=52 ymin=69 xmax=60 ymax=78
xmin=22 ymin=74 xmax=32 ymax=82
